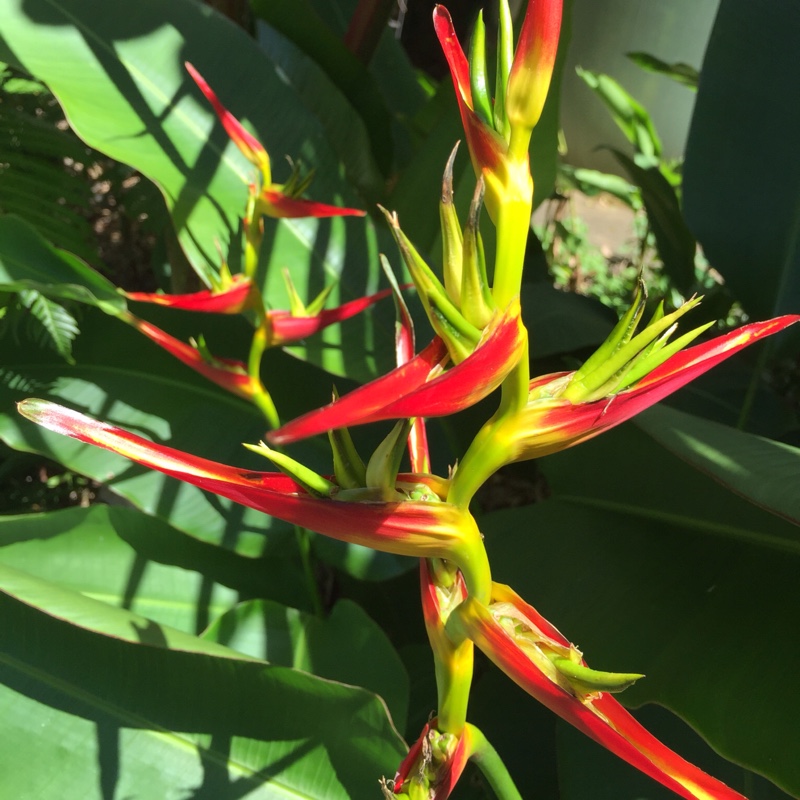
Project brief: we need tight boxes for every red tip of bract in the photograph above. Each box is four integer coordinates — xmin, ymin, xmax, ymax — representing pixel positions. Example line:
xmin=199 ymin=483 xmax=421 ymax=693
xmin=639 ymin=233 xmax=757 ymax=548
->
xmin=269 ymin=302 xmax=525 ymax=445
xmin=433 ymin=6 xmax=506 ymax=176
xmin=267 ymin=288 xmax=393 ymax=347
xmin=507 ymin=0 xmax=563 ymax=131
xmin=185 ymin=62 xmax=269 ymax=173
xmin=467 ymin=585 xmax=747 ymax=800
xmin=128 ymin=317 xmax=254 ymax=400
xmin=515 ymin=315 xmax=800 ymax=460
xmin=15 ymin=400 xmax=472 ymax=561
xmin=123 ymin=274 xmax=259 ymax=315
xmin=261 ymin=189 xmax=365 ymax=220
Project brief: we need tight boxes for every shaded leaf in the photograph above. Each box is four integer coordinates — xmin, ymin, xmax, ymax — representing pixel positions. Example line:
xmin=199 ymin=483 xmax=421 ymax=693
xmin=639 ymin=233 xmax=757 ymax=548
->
xmin=683 ymin=0 xmax=800 ymax=320
xmin=204 ymin=598 xmax=409 ymax=730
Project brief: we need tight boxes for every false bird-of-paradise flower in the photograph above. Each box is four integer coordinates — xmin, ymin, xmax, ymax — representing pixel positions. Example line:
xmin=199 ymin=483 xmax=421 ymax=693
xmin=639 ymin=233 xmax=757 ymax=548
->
xmin=267 ymin=287 xmax=394 ymax=347
xmin=453 ymin=583 xmax=747 ymax=800
xmin=15 ymin=399 xmax=491 ymax=599
xmin=433 ymin=0 xmax=562 ymax=218
xmin=123 ymin=273 xmax=260 ymax=315
xmin=268 ymin=299 xmax=526 ymax=446
xmin=186 ymin=62 xmax=364 ymax=220
xmin=122 ymin=314 xmax=256 ymax=400
xmin=502 ymin=314 xmax=800 ymax=462
xmin=433 ymin=6 xmax=508 ymax=191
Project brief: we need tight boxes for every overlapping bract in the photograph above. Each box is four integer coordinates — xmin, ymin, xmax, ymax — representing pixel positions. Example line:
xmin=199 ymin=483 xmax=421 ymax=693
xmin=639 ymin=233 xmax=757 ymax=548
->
xmin=269 ymin=300 xmax=525 ymax=445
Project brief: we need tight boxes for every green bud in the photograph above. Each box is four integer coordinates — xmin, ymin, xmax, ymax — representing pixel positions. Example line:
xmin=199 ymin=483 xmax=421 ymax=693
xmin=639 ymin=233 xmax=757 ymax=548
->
xmin=243 ymin=441 xmax=336 ymax=497
xmin=381 ymin=206 xmax=480 ymax=363
xmin=468 ymin=10 xmax=494 ymax=127
xmin=440 ymin=144 xmax=464 ymax=307
xmin=365 ymin=420 xmax=412 ymax=499
xmin=563 ymin=288 xmax=704 ymax=403
xmin=494 ymin=0 xmax=514 ymax=140
xmin=460 ymin=178 xmax=496 ymax=329
xmin=551 ymin=656 xmax=644 ymax=696
xmin=327 ymin=389 xmax=367 ymax=489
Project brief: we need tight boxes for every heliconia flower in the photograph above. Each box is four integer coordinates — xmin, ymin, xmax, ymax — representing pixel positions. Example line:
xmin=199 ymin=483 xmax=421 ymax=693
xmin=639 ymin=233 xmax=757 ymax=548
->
xmin=268 ymin=300 xmax=526 ymax=446
xmin=387 ymin=720 xmax=472 ymax=799
xmin=186 ymin=62 xmax=364 ymax=220
xmin=123 ymin=273 xmax=260 ymax=315
xmin=258 ymin=188 xmax=365 ymax=220
xmin=16 ymin=400 xmax=489 ymax=592
xmin=123 ymin=314 xmax=255 ymax=400
xmin=267 ymin=287 xmax=394 ymax=347
xmin=456 ymin=583 xmax=747 ymax=800
xmin=503 ymin=315 xmax=800 ymax=461
xmin=433 ymin=6 xmax=507 ymax=181
xmin=506 ymin=0 xmax=563 ymax=135
xmin=186 ymin=62 xmax=272 ymax=179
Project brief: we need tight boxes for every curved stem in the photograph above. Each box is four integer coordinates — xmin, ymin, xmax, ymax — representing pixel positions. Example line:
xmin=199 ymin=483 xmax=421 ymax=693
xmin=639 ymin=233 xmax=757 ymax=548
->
xmin=467 ymin=724 xmax=525 ymax=800
xmin=248 ymin=320 xmax=280 ymax=429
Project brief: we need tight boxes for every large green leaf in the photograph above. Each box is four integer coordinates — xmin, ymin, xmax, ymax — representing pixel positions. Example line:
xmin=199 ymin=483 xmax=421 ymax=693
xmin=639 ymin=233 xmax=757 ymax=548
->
xmin=481 ymin=423 xmax=800 ymax=794
xmin=0 ymin=214 xmax=124 ymax=313
xmin=204 ymin=598 xmax=409 ymax=731
xmin=635 ymin=404 xmax=800 ymax=527
xmin=0 ymin=0 xmax=394 ymax=381
xmin=0 ymin=562 xmax=406 ymax=799
xmin=683 ymin=0 xmax=800 ymax=320
xmin=0 ymin=504 xmax=313 ymax=624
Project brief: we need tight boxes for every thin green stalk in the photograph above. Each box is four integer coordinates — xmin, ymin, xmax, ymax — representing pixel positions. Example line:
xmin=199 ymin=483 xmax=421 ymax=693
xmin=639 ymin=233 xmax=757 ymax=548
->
xmin=248 ymin=320 xmax=280 ymax=429
xmin=295 ymin=525 xmax=323 ymax=618
xmin=467 ymin=724 xmax=524 ymax=800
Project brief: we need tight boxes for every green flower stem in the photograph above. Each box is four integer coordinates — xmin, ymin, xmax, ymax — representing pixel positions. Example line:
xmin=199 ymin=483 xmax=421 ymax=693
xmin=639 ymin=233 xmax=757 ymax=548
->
xmin=447 ymin=335 xmax=528 ymax=511
xmin=295 ymin=525 xmax=323 ymax=617
xmin=435 ymin=636 xmax=475 ymax=734
xmin=248 ymin=320 xmax=280 ymax=429
xmin=244 ymin=193 xmax=262 ymax=280
xmin=490 ymin=163 xmax=532 ymax=311
xmin=466 ymin=724 xmax=524 ymax=800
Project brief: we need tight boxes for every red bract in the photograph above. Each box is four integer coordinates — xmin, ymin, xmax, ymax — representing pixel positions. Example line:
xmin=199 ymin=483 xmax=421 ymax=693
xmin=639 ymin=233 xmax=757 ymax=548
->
xmin=269 ymin=302 xmax=525 ymax=445
xmin=506 ymin=0 xmax=563 ymax=132
xmin=432 ymin=6 xmax=507 ymax=177
xmin=186 ymin=62 xmax=364 ymax=220
xmin=461 ymin=584 xmax=747 ymax=800
xmin=260 ymin=189 xmax=365 ymax=220
xmin=125 ymin=315 xmax=255 ymax=400
xmin=268 ymin=287 xmax=394 ymax=346
xmin=16 ymin=400 xmax=480 ymax=567
xmin=186 ymin=61 xmax=270 ymax=175
xmin=123 ymin=274 xmax=259 ymax=314
xmin=508 ymin=315 xmax=800 ymax=460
